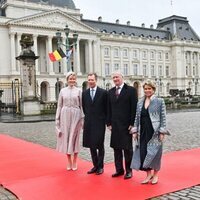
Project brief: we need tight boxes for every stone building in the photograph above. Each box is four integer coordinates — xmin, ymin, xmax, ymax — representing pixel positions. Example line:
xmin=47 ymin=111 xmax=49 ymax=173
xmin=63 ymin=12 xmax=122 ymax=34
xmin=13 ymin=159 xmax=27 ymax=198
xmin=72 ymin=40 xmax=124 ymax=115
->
xmin=0 ymin=0 xmax=199 ymax=104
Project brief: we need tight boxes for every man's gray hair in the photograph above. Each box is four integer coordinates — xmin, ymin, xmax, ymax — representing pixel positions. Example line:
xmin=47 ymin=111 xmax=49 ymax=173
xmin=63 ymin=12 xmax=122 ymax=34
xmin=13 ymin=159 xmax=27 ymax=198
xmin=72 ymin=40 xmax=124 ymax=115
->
xmin=111 ymin=70 xmax=124 ymax=78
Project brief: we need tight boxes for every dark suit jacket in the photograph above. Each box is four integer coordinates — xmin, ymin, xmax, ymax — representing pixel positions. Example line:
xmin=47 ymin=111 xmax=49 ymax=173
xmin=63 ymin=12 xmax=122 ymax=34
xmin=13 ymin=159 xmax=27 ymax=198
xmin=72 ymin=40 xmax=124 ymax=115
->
xmin=107 ymin=83 xmax=137 ymax=149
xmin=82 ymin=87 xmax=107 ymax=148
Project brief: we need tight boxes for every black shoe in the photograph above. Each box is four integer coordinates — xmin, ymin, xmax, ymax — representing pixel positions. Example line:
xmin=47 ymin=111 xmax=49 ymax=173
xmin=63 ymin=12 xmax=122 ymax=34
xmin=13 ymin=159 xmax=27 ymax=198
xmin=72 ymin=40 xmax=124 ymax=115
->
xmin=124 ymin=172 xmax=132 ymax=179
xmin=87 ymin=167 xmax=97 ymax=174
xmin=112 ymin=171 xmax=124 ymax=177
xmin=96 ymin=168 xmax=104 ymax=175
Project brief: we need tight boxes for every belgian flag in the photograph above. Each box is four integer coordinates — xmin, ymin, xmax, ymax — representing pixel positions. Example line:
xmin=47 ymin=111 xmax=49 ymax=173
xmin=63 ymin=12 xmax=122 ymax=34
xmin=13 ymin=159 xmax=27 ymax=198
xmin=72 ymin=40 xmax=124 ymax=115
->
xmin=48 ymin=48 xmax=66 ymax=62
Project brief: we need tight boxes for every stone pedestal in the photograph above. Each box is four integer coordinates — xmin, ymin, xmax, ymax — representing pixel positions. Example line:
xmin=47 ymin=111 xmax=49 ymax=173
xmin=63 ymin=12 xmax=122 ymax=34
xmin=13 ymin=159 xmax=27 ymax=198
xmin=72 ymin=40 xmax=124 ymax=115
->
xmin=20 ymin=99 xmax=41 ymax=115
xmin=16 ymin=35 xmax=40 ymax=115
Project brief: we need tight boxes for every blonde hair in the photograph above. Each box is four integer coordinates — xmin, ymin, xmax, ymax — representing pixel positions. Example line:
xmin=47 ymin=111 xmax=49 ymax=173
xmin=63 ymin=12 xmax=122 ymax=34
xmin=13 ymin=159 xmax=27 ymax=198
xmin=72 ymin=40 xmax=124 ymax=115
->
xmin=143 ymin=80 xmax=156 ymax=91
xmin=66 ymin=71 xmax=76 ymax=81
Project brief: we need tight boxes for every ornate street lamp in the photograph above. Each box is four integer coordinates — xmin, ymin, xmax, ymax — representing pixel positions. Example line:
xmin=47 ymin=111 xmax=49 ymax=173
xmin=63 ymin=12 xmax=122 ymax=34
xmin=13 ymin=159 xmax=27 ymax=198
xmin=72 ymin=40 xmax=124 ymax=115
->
xmin=55 ymin=24 xmax=78 ymax=72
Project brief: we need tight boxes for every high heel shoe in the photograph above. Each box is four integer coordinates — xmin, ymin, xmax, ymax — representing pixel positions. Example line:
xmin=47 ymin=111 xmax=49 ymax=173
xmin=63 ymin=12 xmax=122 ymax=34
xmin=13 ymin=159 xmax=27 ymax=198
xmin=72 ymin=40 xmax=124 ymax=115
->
xmin=151 ymin=176 xmax=158 ymax=185
xmin=141 ymin=175 xmax=153 ymax=184
xmin=72 ymin=163 xmax=77 ymax=171
xmin=66 ymin=164 xmax=72 ymax=171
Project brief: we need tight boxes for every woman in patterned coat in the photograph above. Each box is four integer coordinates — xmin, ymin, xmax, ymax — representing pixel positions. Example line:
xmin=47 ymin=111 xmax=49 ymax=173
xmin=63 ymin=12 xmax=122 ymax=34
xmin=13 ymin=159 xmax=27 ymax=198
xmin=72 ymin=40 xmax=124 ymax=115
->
xmin=130 ymin=80 xmax=169 ymax=184
xmin=55 ymin=72 xmax=83 ymax=171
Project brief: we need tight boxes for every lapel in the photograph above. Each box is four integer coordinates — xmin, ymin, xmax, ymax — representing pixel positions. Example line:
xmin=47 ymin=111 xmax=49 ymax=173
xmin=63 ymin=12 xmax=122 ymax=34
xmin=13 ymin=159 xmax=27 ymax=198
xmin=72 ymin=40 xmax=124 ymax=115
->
xmin=92 ymin=87 xmax=100 ymax=103
xmin=117 ymin=83 xmax=127 ymax=100
xmin=85 ymin=89 xmax=93 ymax=103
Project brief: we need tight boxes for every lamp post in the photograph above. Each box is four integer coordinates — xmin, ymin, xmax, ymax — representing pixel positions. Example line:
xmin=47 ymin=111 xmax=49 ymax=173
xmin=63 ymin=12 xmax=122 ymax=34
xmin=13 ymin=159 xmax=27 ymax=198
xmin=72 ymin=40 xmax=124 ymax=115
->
xmin=55 ymin=24 xmax=78 ymax=72
xmin=193 ymin=78 xmax=199 ymax=96
xmin=155 ymin=78 xmax=161 ymax=97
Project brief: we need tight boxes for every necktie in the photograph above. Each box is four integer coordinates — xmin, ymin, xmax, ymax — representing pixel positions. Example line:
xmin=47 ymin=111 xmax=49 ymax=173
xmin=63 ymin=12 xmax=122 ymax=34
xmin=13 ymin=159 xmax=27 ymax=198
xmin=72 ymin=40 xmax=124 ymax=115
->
xmin=91 ymin=89 xmax=95 ymax=100
xmin=115 ymin=87 xmax=120 ymax=98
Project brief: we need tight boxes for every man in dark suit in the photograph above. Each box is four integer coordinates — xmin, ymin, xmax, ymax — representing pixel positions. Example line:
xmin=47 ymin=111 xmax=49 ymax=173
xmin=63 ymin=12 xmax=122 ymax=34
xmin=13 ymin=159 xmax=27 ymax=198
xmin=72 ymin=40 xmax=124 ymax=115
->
xmin=107 ymin=71 xmax=137 ymax=179
xmin=82 ymin=73 xmax=107 ymax=175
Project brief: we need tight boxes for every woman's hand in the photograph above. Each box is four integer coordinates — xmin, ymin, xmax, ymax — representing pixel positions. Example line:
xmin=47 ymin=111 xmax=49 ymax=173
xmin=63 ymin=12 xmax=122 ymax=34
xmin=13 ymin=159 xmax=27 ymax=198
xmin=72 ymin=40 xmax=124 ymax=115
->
xmin=159 ymin=133 xmax=165 ymax=141
xmin=58 ymin=132 xmax=62 ymax=137
xmin=132 ymin=133 xmax=138 ymax=140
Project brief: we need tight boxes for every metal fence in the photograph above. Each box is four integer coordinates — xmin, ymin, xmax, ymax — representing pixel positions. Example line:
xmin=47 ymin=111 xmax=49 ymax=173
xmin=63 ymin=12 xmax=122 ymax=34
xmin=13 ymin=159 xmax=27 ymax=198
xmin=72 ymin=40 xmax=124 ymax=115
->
xmin=0 ymin=81 xmax=22 ymax=114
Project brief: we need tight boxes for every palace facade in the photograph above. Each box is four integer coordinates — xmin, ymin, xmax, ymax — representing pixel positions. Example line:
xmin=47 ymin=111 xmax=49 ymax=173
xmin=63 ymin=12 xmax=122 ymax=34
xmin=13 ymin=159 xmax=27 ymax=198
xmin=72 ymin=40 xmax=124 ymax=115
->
xmin=0 ymin=0 xmax=200 ymax=102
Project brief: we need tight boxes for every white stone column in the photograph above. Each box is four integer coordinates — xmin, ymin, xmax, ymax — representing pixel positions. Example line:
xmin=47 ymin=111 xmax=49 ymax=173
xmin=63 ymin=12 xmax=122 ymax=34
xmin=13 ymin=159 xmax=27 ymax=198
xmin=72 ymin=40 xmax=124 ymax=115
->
xmin=33 ymin=34 xmax=39 ymax=75
xmin=129 ymin=47 xmax=132 ymax=75
xmin=93 ymin=40 xmax=98 ymax=74
xmin=16 ymin=33 xmax=22 ymax=72
xmin=197 ymin=52 xmax=200 ymax=76
xmin=120 ymin=47 xmax=123 ymax=74
xmin=101 ymin=45 xmax=105 ymax=77
xmin=190 ymin=51 xmax=193 ymax=77
xmin=47 ymin=36 xmax=54 ymax=75
xmin=88 ymin=39 xmax=93 ymax=73
xmin=84 ymin=41 xmax=89 ymax=73
xmin=76 ymin=39 xmax=81 ymax=75
xmin=10 ymin=32 xmax=17 ymax=74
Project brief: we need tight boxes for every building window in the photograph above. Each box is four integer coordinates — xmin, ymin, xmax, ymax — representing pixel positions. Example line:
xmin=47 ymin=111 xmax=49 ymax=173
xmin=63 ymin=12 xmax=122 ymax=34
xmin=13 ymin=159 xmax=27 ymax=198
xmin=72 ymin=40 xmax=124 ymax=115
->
xmin=150 ymin=51 xmax=155 ymax=59
xmin=186 ymin=66 xmax=189 ymax=76
xmin=123 ymin=49 xmax=128 ymax=58
xmin=114 ymin=48 xmax=119 ymax=57
xmin=158 ymin=52 xmax=162 ymax=60
xmin=123 ymin=64 xmax=128 ymax=75
xmin=165 ymin=52 xmax=169 ymax=60
xmin=158 ymin=65 xmax=163 ymax=76
xmin=133 ymin=50 xmax=137 ymax=59
xmin=104 ymin=47 xmax=110 ymax=57
xmin=166 ymin=66 xmax=170 ymax=76
xmin=133 ymin=64 xmax=138 ymax=75
xmin=105 ymin=63 xmax=110 ymax=76
xmin=142 ymin=50 xmax=147 ymax=59
xmin=114 ymin=63 xmax=120 ymax=71
xmin=151 ymin=65 xmax=155 ymax=76
xmin=143 ymin=64 xmax=147 ymax=76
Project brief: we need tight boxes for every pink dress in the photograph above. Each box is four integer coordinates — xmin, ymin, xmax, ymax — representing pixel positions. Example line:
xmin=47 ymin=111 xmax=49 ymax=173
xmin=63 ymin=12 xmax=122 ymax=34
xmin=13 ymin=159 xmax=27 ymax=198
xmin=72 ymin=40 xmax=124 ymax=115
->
xmin=55 ymin=86 xmax=83 ymax=154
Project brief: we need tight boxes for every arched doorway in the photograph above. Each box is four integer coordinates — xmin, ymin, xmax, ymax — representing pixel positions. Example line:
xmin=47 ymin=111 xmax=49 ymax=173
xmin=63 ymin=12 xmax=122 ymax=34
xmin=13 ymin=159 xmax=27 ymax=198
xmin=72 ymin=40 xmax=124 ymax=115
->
xmin=40 ymin=81 xmax=49 ymax=101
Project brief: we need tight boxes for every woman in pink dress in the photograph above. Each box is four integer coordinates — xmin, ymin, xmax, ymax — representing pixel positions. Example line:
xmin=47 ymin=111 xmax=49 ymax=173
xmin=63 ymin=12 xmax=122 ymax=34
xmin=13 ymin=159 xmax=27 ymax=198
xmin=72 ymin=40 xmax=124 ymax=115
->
xmin=55 ymin=72 xmax=83 ymax=171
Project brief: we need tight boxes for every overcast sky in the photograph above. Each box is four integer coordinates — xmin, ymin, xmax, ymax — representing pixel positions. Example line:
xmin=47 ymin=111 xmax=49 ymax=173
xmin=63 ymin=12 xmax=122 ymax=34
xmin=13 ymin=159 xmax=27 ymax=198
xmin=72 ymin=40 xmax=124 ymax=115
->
xmin=74 ymin=0 xmax=200 ymax=35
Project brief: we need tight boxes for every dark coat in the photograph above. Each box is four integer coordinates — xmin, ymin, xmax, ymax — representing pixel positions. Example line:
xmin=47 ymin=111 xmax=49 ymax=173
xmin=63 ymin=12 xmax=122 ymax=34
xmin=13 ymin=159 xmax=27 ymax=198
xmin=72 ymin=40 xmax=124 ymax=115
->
xmin=107 ymin=84 xmax=137 ymax=149
xmin=82 ymin=87 xmax=107 ymax=148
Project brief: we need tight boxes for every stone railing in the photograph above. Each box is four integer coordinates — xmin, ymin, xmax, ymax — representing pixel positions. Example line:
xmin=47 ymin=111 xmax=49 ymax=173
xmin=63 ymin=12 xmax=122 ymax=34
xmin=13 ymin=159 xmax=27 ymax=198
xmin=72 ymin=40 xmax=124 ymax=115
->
xmin=40 ymin=101 xmax=57 ymax=114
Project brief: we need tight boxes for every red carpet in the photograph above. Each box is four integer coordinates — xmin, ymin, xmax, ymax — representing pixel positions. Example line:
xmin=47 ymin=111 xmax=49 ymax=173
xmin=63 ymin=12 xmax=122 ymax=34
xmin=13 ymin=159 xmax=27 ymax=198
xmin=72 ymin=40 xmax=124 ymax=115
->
xmin=0 ymin=134 xmax=200 ymax=200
